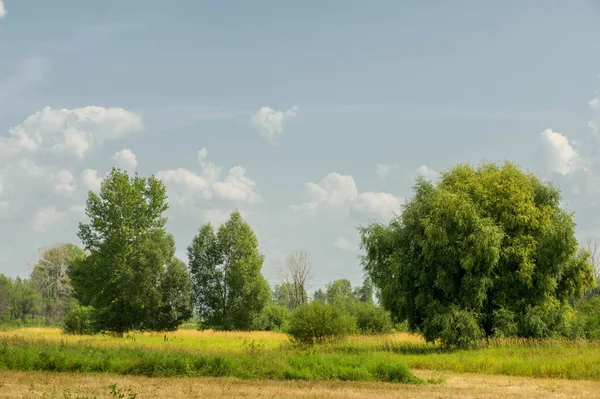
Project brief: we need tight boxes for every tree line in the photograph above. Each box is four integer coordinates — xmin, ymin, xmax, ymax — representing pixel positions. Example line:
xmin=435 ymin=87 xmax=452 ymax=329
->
xmin=2 ymin=161 xmax=600 ymax=347
xmin=0 ymin=168 xmax=392 ymax=340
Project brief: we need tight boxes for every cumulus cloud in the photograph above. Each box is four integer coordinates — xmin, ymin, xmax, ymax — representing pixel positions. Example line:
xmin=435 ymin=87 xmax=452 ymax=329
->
xmin=80 ymin=169 xmax=103 ymax=192
xmin=1 ymin=106 xmax=143 ymax=160
xmin=292 ymin=172 xmax=402 ymax=221
xmin=157 ymin=149 xmax=261 ymax=207
xmin=292 ymin=172 xmax=358 ymax=215
xmin=32 ymin=206 xmax=65 ymax=232
xmin=415 ymin=165 xmax=440 ymax=181
xmin=250 ymin=106 xmax=298 ymax=145
xmin=540 ymin=128 xmax=581 ymax=175
xmin=112 ymin=149 xmax=138 ymax=170
xmin=52 ymin=170 xmax=77 ymax=196
xmin=351 ymin=192 xmax=403 ymax=221
xmin=0 ymin=1 xmax=5 ymax=18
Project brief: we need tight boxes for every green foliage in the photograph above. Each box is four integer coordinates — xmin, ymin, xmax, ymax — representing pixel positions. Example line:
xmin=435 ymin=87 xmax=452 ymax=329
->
xmin=63 ymin=305 xmax=97 ymax=335
xmin=316 ymin=278 xmax=393 ymax=335
xmin=30 ymin=244 xmax=86 ymax=324
xmin=349 ymin=301 xmax=393 ymax=335
xmin=71 ymin=168 xmax=192 ymax=335
xmin=272 ymin=283 xmax=307 ymax=311
xmin=188 ymin=211 xmax=270 ymax=331
xmin=0 ymin=275 xmax=12 ymax=321
xmin=574 ymin=297 xmax=600 ymax=339
xmin=0 ymin=338 xmax=423 ymax=384
xmin=360 ymin=161 xmax=595 ymax=347
xmin=288 ymin=301 xmax=357 ymax=344
xmin=9 ymin=277 xmax=41 ymax=322
xmin=325 ymin=279 xmax=353 ymax=305
xmin=252 ymin=303 xmax=290 ymax=332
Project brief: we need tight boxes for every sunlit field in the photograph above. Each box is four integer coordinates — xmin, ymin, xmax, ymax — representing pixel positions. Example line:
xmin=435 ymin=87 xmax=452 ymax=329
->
xmin=1 ymin=327 xmax=600 ymax=382
xmin=2 ymin=370 xmax=600 ymax=399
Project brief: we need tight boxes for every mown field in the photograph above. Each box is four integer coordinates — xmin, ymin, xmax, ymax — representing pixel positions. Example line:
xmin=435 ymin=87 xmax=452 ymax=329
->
xmin=1 ymin=327 xmax=600 ymax=397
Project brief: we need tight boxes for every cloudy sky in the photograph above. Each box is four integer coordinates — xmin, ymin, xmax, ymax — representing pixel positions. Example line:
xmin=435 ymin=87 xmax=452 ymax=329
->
xmin=2 ymin=1 xmax=600 ymax=292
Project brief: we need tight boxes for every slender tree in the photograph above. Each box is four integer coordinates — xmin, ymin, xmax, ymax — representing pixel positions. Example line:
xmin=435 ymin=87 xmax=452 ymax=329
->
xmin=276 ymin=251 xmax=311 ymax=310
xmin=188 ymin=211 xmax=270 ymax=330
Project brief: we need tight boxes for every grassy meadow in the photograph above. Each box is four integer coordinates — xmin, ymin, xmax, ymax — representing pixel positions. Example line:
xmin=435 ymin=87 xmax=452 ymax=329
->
xmin=1 ymin=327 xmax=600 ymax=386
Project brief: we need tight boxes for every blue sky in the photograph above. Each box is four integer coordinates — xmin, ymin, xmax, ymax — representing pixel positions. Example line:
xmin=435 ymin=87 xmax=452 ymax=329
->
xmin=2 ymin=1 xmax=600 ymax=292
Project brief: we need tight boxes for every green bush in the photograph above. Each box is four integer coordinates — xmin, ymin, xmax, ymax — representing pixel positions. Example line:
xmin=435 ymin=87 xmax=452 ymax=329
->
xmin=350 ymin=302 xmax=393 ymax=335
xmin=252 ymin=303 xmax=290 ymax=332
xmin=574 ymin=297 xmax=600 ymax=339
xmin=288 ymin=302 xmax=356 ymax=344
xmin=62 ymin=305 xmax=97 ymax=335
xmin=424 ymin=306 xmax=484 ymax=349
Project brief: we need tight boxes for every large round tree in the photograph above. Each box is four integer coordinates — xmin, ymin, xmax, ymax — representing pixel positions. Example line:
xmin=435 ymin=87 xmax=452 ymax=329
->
xmin=71 ymin=168 xmax=192 ymax=335
xmin=359 ymin=161 xmax=594 ymax=347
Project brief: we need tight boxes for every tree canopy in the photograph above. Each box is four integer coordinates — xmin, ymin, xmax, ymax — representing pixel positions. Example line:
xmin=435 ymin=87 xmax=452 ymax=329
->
xmin=359 ymin=161 xmax=595 ymax=347
xmin=70 ymin=168 xmax=192 ymax=334
xmin=188 ymin=210 xmax=270 ymax=330
xmin=30 ymin=243 xmax=86 ymax=323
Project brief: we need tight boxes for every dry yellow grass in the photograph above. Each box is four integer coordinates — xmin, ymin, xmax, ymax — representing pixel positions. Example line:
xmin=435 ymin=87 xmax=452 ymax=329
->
xmin=0 ymin=370 xmax=598 ymax=398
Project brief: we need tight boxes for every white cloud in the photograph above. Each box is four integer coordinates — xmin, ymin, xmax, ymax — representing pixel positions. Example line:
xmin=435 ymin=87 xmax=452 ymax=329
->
xmin=292 ymin=172 xmax=358 ymax=214
xmin=351 ymin=192 xmax=403 ymax=221
xmin=250 ymin=106 xmax=298 ymax=145
xmin=213 ymin=166 xmax=262 ymax=203
xmin=334 ymin=237 xmax=357 ymax=252
xmin=197 ymin=147 xmax=208 ymax=162
xmin=112 ymin=149 xmax=138 ymax=170
xmin=0 ymin=1 xmax=6 ymax=18
xmin=19 ymin=159 xmax=45 ymax=177
xmin=2 ymin=106 xmax=143 ymax=160
xmin=158 ymin=150 xmax=261 ymax=207
xmin=376 ymin=163 xmax=397 ymax=180
xmin=293 ymin=172 xmax=401 ymax=221
xmin=80 ymin=169 xmax=103 ymax=192
xmin=157 ymin=168 xmax=212 ymax=205
xmin=540 ymin=128 xmax=581 ymax=175
xmin=32 ymin=206 xmax=65 ymax=232
xmin=52 ymin=170 xmax=77 ymax=196
xmin=415 ymin=165 xmax=440 ymax=181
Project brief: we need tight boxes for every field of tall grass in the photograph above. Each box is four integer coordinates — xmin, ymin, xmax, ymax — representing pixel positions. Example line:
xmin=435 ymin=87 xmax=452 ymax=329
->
xmin=1 ymin=327 xmax=599 ymax=383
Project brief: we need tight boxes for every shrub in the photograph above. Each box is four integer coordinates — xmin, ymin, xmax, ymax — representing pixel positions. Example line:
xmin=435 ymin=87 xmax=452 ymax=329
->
xmin=350 ymin=302 xmax=393 ymax=335
xmin=575 ymin=297 xmax=600 ymax=339
xmin=63 ymin=305 xmax=96 ymax=335
xmin=424 ymin=306 xmax=484 ymax=349
xmin=288 ymin=302 xmax=356 ymax=344
xmin=252 ymin=304 xmax=290 ymax=332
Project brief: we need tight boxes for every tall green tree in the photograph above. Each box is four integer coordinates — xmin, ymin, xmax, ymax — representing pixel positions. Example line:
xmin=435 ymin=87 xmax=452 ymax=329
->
xmin=30 ymin=243 xmax=86 ymax=323
xmin=360 ymin=161 xmax=595 ymax=347
xmin=325 ymin=279 xmax=353 ymax=305
xmin=71 ymin=168 xmax=192 ymax=335
xmin=188 ymin=211 xmax=270 ymax=330
xmin=10 ymin=277 xmax=40 ymax=322
xmin=0 ymin=274 xmax=12 ymax=321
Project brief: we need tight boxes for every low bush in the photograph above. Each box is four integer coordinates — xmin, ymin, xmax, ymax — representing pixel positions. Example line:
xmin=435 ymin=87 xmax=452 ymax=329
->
xmin=350 ymin=302 xmax=393 ymax=335
xmin=252 ymin=304 xmax=290 ymax=332
xmin=288 ymin=302 xmax=356 ymax=344
xmin=63 ymin=305 xmax=96 ymax=335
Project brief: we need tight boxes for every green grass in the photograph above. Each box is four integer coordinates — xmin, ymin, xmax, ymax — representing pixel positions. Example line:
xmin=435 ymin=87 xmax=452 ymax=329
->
xmin=0 ymin=337 xmax=421 ymax=384
xmin=1 ymin=328 xmax=600 ymax=382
